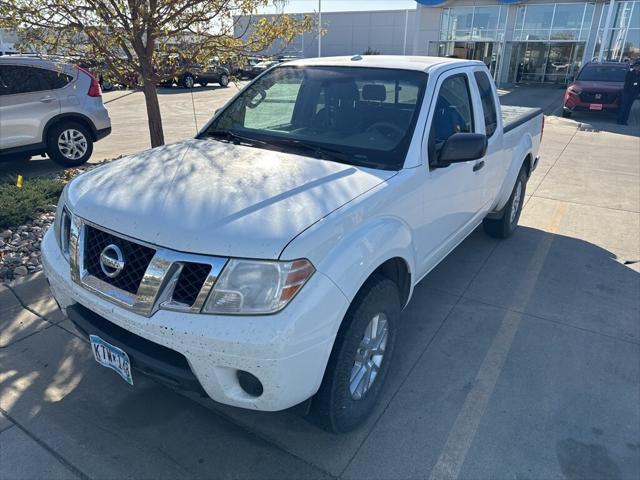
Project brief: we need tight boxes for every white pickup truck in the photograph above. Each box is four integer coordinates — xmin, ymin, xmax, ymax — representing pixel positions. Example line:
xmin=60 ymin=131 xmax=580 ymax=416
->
xmin=43 ymin=56 xmax=543 ymax=432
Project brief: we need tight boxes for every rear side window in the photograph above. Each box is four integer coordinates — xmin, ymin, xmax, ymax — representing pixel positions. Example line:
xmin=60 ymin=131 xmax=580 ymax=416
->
xmin=0 ymin=65 xmax=72 ymax=95
xmin=474 ymin=71 xmax=498 ymax=138
xmin=38 ymin=67 xmax=73 ymax=90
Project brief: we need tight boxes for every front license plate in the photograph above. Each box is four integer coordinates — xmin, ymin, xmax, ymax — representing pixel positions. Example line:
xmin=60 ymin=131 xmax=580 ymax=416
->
xmin=90 ymin=335 xmax=133 ymax=385
xmin=589 ymin=103 xmax=603 ymax=110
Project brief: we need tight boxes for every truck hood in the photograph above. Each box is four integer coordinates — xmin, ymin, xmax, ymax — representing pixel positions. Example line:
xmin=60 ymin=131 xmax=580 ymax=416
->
xmin=67 ymin=139 xmax=394 ymax=259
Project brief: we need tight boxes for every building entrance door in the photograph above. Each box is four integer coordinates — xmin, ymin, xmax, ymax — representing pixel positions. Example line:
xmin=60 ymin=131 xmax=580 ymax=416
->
xmin=509 ymin=42 xmax=585 ymax=84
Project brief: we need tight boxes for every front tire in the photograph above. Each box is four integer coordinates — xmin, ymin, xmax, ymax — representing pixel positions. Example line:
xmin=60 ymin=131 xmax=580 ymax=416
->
xmin=219 ymin=74 xmax=229 ymax=87
xmin=483 ymin=165 xmax=527 ymax=239
xmin=181 ymin=74 xmax=195 ymax=89
xmin=311 ymin=274 xmax=400 ymax=433
xmin=47 ymin=122 xmax=93 ymax=167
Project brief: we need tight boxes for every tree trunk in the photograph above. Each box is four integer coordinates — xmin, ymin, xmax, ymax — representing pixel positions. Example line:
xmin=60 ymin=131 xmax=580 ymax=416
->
xmin=141 ymin=79 xmax=165 ymax=147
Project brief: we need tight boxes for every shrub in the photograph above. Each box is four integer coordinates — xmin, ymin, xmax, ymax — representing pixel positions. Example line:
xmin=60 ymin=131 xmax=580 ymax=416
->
xmin=0 ymin=177 xmax=64 ymax=229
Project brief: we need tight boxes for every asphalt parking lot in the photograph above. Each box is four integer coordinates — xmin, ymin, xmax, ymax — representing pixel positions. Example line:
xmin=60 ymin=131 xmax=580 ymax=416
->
xmin=1 ymin=88 xmax=639 ymax=479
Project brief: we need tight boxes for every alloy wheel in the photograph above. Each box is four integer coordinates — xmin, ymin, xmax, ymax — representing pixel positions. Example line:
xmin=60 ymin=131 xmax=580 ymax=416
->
xmin=350 ymin=312 xmax=389 ymax=400
xmin=510 ymin=180 xmax=523 ymax=225
xmin=57 ymin=129 xmax=88 ymax=160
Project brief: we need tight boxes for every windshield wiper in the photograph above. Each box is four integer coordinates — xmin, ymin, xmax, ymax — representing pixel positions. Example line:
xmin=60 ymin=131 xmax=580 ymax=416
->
xmin=205 ymin=132 xmax=394 ymax=170
xmin=267 ymin=138 xmax=353 ymax=163
xmin=268 ymin=138 xmax=394 ymax=169
xmin=205 ymin=129 xmax=267 ymax=147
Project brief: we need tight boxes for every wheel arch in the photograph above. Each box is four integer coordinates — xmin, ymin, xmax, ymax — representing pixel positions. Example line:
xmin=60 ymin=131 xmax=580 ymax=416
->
xmin=43 ymin=113 xmax=98 ymax=143
xmin=288 ymin=215 xmax=417 ymax=311
xmin=491 ymin=133 xmax=533 ymax=213
xmin=367 ymin=257 xmax=412 ymax=309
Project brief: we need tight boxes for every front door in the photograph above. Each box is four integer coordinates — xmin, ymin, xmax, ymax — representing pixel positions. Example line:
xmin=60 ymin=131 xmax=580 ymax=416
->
xmin=415 ymin=70 xmax=488 ymax=277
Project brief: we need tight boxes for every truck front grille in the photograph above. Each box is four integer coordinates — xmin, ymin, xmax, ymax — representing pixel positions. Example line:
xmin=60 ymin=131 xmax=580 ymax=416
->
xmin=84 ymin=225 xmax=156 ymax=294
xmin=172 ymin=262 xmax=212 ymax=306
xmin=69 ymin=217 xmax=227 ymax=317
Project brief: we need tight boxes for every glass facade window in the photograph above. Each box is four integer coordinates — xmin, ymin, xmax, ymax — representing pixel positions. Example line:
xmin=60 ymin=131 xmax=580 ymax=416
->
xmin=440 ymin=6 xmax=507 ymax=42
xmin=594 ymin=1 xmax=640 ymax=61
xmin=513 ymin=3 xmax=595 ymax=42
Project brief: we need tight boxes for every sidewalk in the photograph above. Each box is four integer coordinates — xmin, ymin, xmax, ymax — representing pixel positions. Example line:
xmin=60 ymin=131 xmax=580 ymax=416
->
xmin=1 ymin=118 xmax=639 ymax=480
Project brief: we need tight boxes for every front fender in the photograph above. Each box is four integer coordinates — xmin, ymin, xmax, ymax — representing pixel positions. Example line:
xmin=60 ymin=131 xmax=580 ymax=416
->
xmin=283 ymin=215 xmax=416 ymax=306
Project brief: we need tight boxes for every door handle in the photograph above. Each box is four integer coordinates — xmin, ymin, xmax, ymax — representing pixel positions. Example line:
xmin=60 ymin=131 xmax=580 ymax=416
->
xmin=473 ymin=161 xmax=485 ymax=172
xmin=39 ymin=96 xmax=56 ymax=103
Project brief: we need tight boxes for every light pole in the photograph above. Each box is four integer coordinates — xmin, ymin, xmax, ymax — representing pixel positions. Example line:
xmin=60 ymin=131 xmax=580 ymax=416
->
xmin=318 ymin=0 xmax=322 ymax=57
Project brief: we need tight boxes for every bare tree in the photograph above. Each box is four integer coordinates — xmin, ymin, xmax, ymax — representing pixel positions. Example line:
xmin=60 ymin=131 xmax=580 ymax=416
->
xmin=1 ymin=1 xmax=311 ymax=147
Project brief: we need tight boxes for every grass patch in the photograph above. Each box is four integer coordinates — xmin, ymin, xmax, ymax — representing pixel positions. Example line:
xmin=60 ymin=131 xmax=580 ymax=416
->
xmin=0 ymin=176 xmax=64 ymax=229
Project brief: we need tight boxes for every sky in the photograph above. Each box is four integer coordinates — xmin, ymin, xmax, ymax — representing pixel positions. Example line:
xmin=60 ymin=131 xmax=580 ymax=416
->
xmin=259 ymin=0 xmax=417 ymax=14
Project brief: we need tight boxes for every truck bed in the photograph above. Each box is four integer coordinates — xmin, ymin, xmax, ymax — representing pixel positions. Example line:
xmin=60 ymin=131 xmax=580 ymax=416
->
xmin=501 ymin=105 xmax=543 ymax=133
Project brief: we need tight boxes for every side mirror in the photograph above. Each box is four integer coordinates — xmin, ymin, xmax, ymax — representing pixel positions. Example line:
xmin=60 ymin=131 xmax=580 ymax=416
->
xmin=435 ymin=133 xmax=487 ymax=168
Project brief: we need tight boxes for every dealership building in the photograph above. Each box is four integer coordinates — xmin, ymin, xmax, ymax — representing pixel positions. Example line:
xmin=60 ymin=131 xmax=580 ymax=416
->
xmin=237 ymin=0 xmax=640 ymax=86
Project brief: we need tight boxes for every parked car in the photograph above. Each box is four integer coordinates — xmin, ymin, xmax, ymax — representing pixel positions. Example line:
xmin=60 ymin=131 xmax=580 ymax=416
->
xmin=238 ymin=56 xmax=262 ymax=78
xmin=562 ymin=61 xmax=629 ymax=117
xmin=161 ymin=57 xmax=230 ymax=88
xmin=0 ymin=56 xmax=111 ymax=166
xmin=243 ymin=59 xmax=279 ymax=79
xmin=75 ymin=59 xmax=116 ymax=92
xmin=42 ymin=57 xmax=542 ymax=432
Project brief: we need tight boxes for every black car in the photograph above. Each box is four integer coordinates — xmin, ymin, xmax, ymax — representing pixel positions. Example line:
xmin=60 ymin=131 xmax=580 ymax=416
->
xmin=162 ymin=58 xmax=230 ymax=89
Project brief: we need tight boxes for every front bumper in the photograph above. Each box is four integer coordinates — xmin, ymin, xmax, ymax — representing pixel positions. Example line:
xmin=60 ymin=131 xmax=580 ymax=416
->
xmin=41 ymin=229 xmax=350 ymax=411
xmin=564 ymin=103 xmax=619 ymax=112
xmin=564 ymin=92 xmax=619 ymax=112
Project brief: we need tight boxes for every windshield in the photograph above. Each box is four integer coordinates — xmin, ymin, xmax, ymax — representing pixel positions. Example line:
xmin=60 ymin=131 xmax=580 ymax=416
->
xmin=201 ymin=66 xmax=428 ymax=170
xmin=577 ymin=66 xmax=628 ymax=82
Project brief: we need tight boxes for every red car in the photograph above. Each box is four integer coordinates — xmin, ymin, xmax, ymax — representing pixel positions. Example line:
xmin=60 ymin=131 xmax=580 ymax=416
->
xmin=563 ymin=62 xmax=629 ymax=118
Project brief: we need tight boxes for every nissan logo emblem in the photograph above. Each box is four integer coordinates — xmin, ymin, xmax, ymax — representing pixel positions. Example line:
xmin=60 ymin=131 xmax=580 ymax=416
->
xmin=99 ymin=244 xmax=125 ymax=278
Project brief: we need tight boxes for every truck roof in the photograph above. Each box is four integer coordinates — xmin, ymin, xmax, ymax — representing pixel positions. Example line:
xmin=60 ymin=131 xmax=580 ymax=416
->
xmin=284 ymin=55 xmax=484 ymax=72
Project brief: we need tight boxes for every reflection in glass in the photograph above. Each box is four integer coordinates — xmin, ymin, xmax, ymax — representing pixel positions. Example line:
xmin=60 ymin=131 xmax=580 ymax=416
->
xmin=595 ymin=1 xmax=640 ymax=61
xmin=440 ymin=6 xmax=506 ymax=42
xmin=513 ymin=3 xmax=595 ymax=42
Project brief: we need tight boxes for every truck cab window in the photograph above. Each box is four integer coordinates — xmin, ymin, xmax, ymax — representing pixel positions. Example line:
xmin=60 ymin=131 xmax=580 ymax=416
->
xmin=428 ymin=74 xmax=474 ymax=163
xmin=206 ymin=66 xmax=428 ymax=170
xmin=474 ymin=71 xmax=498 ymax=137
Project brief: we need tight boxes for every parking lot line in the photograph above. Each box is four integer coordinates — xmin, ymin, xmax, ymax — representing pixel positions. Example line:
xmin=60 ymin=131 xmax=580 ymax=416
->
xmin=428 ymin=202 xmax=568 ymax=480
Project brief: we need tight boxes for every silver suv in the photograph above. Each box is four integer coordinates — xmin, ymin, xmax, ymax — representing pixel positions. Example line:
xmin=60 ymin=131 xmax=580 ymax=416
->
xmin=0 ymin=56 xmax=111 ymax=167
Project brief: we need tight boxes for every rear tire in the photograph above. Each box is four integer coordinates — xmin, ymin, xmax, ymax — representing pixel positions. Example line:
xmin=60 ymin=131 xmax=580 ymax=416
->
xmin=562 ymin=108 xmax=572 ymax=118
xmin=47 ymin=122 xmax=93 ymax=167
xmin=219 ymin=74 xmax=229 ymax=87
xmin=311 ymin=274 xmax=400 ymax=433
xmin=483 ymin=165 xmax=527 ymax=239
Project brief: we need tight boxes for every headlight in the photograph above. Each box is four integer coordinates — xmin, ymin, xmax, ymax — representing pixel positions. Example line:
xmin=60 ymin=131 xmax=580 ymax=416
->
xmin=202 ymin=258 xmax=315 ymax=315
xmin=53 ymin=189 xmax=72 ymax=262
